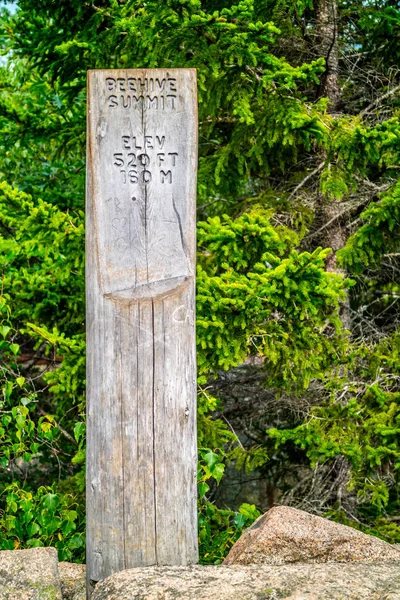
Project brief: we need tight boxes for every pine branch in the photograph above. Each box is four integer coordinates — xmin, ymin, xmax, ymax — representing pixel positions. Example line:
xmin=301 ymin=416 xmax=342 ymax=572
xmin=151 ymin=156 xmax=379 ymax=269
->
xmin=359 ymin=84 xmax=400 ymax=118
xmin=287 ymin=161 xmax=325 ymax=201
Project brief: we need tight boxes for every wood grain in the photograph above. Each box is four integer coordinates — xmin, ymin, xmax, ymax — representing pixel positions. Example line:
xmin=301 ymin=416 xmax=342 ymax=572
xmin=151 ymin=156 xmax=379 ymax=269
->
xmin=86 ymin=69 xmax=198 ymax=590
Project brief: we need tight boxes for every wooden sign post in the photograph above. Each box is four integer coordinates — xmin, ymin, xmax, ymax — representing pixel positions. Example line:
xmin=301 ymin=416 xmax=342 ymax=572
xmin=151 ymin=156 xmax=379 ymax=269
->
xmin=86 ymin=69 xmax=198 ymax=587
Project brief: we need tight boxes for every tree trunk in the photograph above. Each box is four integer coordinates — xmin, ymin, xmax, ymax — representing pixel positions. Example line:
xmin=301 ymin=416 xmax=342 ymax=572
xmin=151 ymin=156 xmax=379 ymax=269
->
xmin=315 ymin=0 xmax=351 ymax=330
xmin=316 ymin=0 xmax=340 ymax=112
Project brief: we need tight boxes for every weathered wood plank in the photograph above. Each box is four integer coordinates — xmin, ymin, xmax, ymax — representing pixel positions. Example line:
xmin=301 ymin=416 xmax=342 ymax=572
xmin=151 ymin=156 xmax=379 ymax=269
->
xmin=86 ymin=69 xmax=198 ymax=589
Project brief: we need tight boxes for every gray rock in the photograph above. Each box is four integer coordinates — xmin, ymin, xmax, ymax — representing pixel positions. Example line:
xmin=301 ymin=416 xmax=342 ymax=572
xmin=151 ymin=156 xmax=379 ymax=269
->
xmin=224 ymin=505 xmax=400 ymax=565
xmin=0 ymin=547 xmax=61 ymax=600
xmin=91 ymin=563 xmax=400 ymax=600
xmin=58 ymin=562 xmax=86 ymax=600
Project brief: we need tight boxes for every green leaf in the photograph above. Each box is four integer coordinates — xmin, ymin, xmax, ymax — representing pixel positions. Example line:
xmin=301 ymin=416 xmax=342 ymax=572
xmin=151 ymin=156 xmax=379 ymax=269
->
xmin=234 ymin=513 xmax=247 ymax=529
xmin=1 ymin=540 xmax=15 ymax=550
xmin=210 ymin=462 xmax=225 ymax=483
xmin=15 ymin=415 xmax=26 ymax=429
xmin=202 ymin=450 xmax=219 ymax=470
xmin=198 ymin=482 xmax=210 ymax=498
xmin=72 ymin=448 xmax=85 ymax=464
xmin=27 ymin=539 xmax=44 ymax=548
xmin=73 ymin=422 xmax=85 ymax=443
xmin=27 ymin=522 xmax=41 ymax=537
xmin=238 ymin=503 xmax=260 ymax=520
xmin=2 ymin=415 xmax=11 ymax=427
xmin=42 ymin=493 xmax=59 ymax=511
xmin=61 ymin=520 xmax=76 ymax=536
xmin=67 ymin=534 xmax=84 ymax=549
xmin=0 ymin=326 xmax=11 ymax=338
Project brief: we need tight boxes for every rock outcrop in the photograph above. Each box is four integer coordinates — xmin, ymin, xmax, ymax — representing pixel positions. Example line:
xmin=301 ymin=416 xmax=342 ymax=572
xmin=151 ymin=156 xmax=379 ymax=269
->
xmin=0 ymin=551 xmax=86 ymax=600
xmin=224 ymin=505 xmax=400 ymax=565
xmin=58 ymin=562 xmax=86 ymax=600
xmin=2 ymin=507 xmax=400 ymax=600
xmin=0 ymin=547 xmax=61 ymax=600
xmin=91 ymin=563 xmax=400 ymax=600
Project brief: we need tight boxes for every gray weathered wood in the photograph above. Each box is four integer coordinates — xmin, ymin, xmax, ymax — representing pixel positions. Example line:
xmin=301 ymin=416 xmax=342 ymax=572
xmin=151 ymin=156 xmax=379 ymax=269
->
xmin=86 ymin=69 xmax=198 ymax=589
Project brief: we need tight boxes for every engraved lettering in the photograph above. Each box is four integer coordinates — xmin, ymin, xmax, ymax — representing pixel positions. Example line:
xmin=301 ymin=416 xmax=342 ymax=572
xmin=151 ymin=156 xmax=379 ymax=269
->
xmin=147 ymin=96 xmax=158 ymax=110
xmin=132 ymin=96 xmax=144 ymax=109
xmin=168 ymin=152 xmax=178 ymax=166
xmin=113 ymin=153 xmax=124 ymax=167
xmin=113 ymin=134 xmax=179 ymax=187
xmin=149 ymin=78 xmax=155 ymax=93
xmin=117 ymin=78 xmax=126 ymax=92
xmin=129 ymin=169 xmax=138 ymax=183
xmin=106 ymin=77 xmax=179 ymax=111
xmin=138 ymin=153 xmax=150 ymax=167
xmin=127 ymin=78 xmax=136 ymax=92
xmin=167 ymin=95 xmax=176 ymax=109
xmin=115 ymin=238 xmax=129 ymax=251
xmin=121 ymin=95 xmax=131 ymax=109
xmin=156 ymin=78 xmax=166 ymax=91
xmin=112 ymin=217 xmax=128 ymax=231
xmin=172 ymin=305 xmax=193 ymax=324
xmin=160 ymin=170 xmax=172 ymax=184
xmin=105 ymin=77 xmax=116 ymax=91
xmin=136 ymin=77 xmax=147 ymax=92
xmin=141 ymin=170 xmax=152 ymax=184
xmin=127 ymin=153 xmax=136 ymax=167
xmin=168 ymin=78 xmax=177 ymax=92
